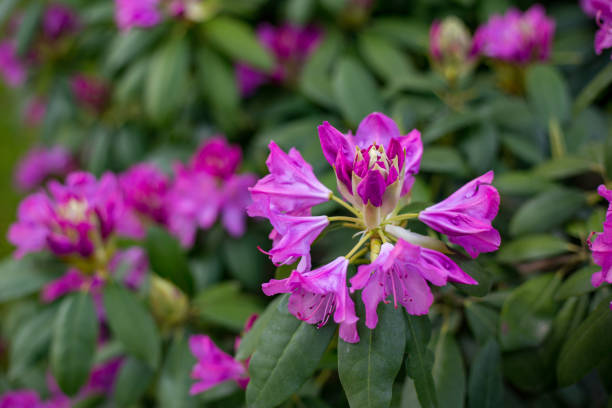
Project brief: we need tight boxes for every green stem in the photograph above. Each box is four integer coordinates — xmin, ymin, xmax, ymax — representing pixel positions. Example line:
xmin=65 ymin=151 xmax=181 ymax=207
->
xmin=345 ymin=232 xmax=372 ymax=260
xmin=548 ymin=117 xmax=565 ymax=159
xmin=330 ymin=194 xmax=361 ymax=217
xmin=328 ymin=216 xmax=362 ymax=224
xmin=384 ymin=212 xmax=419 ymax=224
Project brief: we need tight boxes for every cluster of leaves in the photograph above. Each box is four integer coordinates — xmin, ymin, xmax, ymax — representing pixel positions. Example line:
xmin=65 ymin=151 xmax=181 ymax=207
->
xmin=2 ymin=0 xmax=612 ymax=407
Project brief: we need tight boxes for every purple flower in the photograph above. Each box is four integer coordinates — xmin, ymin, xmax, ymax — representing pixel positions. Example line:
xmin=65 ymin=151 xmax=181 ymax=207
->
xmin=14 ymin=146 xmax=75 ymax=191
xmin=248 ymin=141 xmax=331 ymax=218
xmin=119 ymin=163 xmax=169 ymax=231
xmin=351 ymin=240 xmax=476 ymax=329
xmin=589 ymin=185 xmax=612 ymax=291
xmin=8 ymin=171 xmax=138 ymax=259
xmin=114 ymin=0 xmax=161 ymax=30
xmin=41 ymin=268 xmax=86 ymax=302
xmin=166 ymin=137 xmax=256 ymax=246
xmin=236 ymin=23 xmax=322 ymax=96
xmin=70 ymin=75 xmax=109 ymax=113
xmin=471 ymin=5 xmax=555 ymax=64
xmin=23 ymin=97 xmax=47 ymax=127
xmin=0 ymin=41 xmax=27 ymax=87
xmin=0 ymin=390 xmax=40 ymax=408
xmin=419 ymin=171 xmax=501 ymax=258
xmin=584 ymin=0 xmax=612 ymax=58
xmin=108 ymin=247 xmax=149 ymax=289
xmin=262 ymin=257 xmax=359 ymax=343
xmin=43 ymin=4 xmax=79 ymax=40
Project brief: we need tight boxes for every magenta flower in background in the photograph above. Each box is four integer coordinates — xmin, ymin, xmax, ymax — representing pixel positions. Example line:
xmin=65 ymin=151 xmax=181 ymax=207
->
xmin=0 ymin=390 xmax=41 ymax=408
xmin=43 ymin=3 xmax=79 ymax=40
xmin=70 ymin=75 xmax=109 ymax=113
xmin=236 ymin=23 xmax=322 ymax=96
xmin=23 ymin=97 xmax=47 ymax=127
xmin=119 ymin=162 xmax=170 ymax=234
xmin=8 ymin=171 xmax=140 ymax=259
xmin=14 ymin=146 xmax=75 ymax=191
xmin=189 ymin=315 xmax=257 ymax=394
xmin=582 ymin=0 xmax=612 ymax=58
xmin=589 ymin=186 xmax=612 ymax=294
xmin=263 ymin=257 xmax=359 ymax=343
xmin=166 ymin=136 xmax=256 ymax=247
xmin=115 ymin=0 xmax=161 ymax=30
xmin=0 ymin=40 xmax=26 ymax=87
xmin=471 ymin=4 xmax=555 ymax=64
xmin=251 ymin=112 xmax=499 ymax=339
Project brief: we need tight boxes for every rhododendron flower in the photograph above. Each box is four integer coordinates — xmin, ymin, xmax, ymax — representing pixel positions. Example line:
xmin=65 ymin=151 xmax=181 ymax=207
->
xmin=70 ymin=75 xmax=109 ymax=113
xmin=115 ymin=0 xmax=161 ymax=30
xmin=471 ymin=5 xmax=555 ymax=64
xmin=589 ymin=186 xmax=612 ymax=296
xmin=166 ymin=136 xmax=256 ymax=246
xmin=582 ymin=0 xmax=612 ymax=58
xmin=263 ymin=257 xmax=359 ymax=343
xmin=43 ymin=4 xmax=79 ymax=40
xmin=429 ymin=17 xmax=477 ymax=83
xmin=236 ymin=23 xmax=322 ymax=96
xmin=14 ymin=146 xmax=75 ymax=191
xmin=189 ymin=315 xmax=257 ymax=394
xmin=0 ymin=390 xmax=41 ymax=408
xmin=0 ymin=40 xmax=26 ymax=87
xmin=251 ymin=112 xmax=500 ymax=339
xmin=119 ymin=163 xmax=170 ymax=233
xmin=8 ymin=171 xmax=139 ymax=259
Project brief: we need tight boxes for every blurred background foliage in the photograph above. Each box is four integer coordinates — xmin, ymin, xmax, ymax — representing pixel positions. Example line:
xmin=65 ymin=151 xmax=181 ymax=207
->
xmin=1 ymin=0 xmax=612 ymax=407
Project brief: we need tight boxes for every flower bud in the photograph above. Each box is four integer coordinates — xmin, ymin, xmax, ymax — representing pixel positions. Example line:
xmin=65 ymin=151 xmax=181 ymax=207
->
xmin=149 ymin=275 xmax=189 ymax=329
xmin=429 ymin=16 xmax=475 ymax=84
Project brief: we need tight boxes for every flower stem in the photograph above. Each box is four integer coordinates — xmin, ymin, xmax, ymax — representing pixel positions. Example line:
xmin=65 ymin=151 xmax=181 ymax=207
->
xmin=378 ymin=230 xmax=389 ymax=243
xmin=384 ymin=212 xmax=420 ymax=224
xmin=345 ymin=232 xmax=372 ymax=260
xmin=348 ymin=247 xmax=368 ymax=264
xmin=330 ymin=193 xmax=361 ymax=217
xmin=328 ymin=216 xmax=362 ymax=224
xmin=370 ymin=238 xmax=381 ymax=261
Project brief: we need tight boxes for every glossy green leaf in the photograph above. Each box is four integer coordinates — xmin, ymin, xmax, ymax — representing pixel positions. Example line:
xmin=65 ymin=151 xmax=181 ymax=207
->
xmin=461 ymin=124 xmax=499 ymax=175
xmin=465 ymin=302 xmax=499 ymax=345
xmin=114 ymin=58 xmax=148 ymax=104
xmin=525 ymin=65 xmax=571 ymax=124
xmin=405 ymin=314 xmax=437 ymax=408
xmin=15 ymin=2 xmax=43 ymax=56
xmin=0 ymin=254 xmax=64 ymax=302
xmin=145 ymin=225 xmax=193 ymax=295
xmin=103 ymin=283 xmax=161 ymax=369
xmin=157 ymin=334 xmax=198 ymax=408
xmin=204 ymin=17 xmax=274 ymax=70
xmin=113 ymin=356 xmax=154 ymax=407
xmin=493 ymin=172 xmax=556 ymax=196
xmin=534 ymin=156 xmax=596 ymax=180
xmin=235 ymin=296 xmax=282 ymax=361
xmin=420 ymin=147 xmax=468 ymax=176
xmin=367 ymin=18 xmax=429 ymax=52
xmin=574 ymin=63 xmax=612 ymax=115
xmin=497 ymin=235 xmax=570 ymax=263
xmin=556 ymin=266 xmax=600 ymax=300
xmin=51 ymin=293 xmax=99 ymax=396
xmin=300 ymin=29 xmax=342 ymax=108
xmin=193 ymin=282 xmax=263 ymax=332
xmin=358 ymin=33 xmax=413 ymax=83
xmin=339 ymin=303 xmax=406 ymax=408
xmin=467 ymin=340 xmax=503 ymax=408
xmin=510 ymin=188 xmax=585 ymax=236
xmin=432 ymin=328 xmax=465 ymax=408
xmin=222 ymin=232 xmax=267 ymax=291
xmin=246 ymin=302 xmax=335 ymax=408
xmin=332 ymin=56 xmax=384 ymax=127
xmin=451 ymin=256 xmax=493 ymax=296
xmin=104 ymin=28 xmax=163 ymax=75
xmin=499 ymin=273 xmax=562 ymax=351
xmin=557 ymin=296 xmax=612 ymax=386
xmin=145 ymin=36 xmax=189 ymax=122
xmin=422 ymin=109 xmax=484 ymax=144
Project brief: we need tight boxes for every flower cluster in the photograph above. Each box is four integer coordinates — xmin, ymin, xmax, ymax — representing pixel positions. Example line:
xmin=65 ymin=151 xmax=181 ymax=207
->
xmin=14 ymin=146 xmax=76 ymax=192
xmin=189 ymin=315 xmax=257 ymax=394
xmin=471 ymin=4 xmax=555 ymax=64
xmin=249 ymin=113 xmax=501 ymax=343
xmin=236 ymin=23 xmax=322 ymax=96
xmin=582 ymin=0 xmax=612 ymax=58
xmin=429 ymin=16 xmax=477 ymax=83
xmin=114 ymin=0 xmax=214 ymax=30
xmin=588 ymin=185 xmax=612 ymax=308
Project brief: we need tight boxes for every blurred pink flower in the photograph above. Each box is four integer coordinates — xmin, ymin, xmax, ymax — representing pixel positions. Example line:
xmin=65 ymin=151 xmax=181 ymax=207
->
xmin=115 ymin=0 xmax=161 ymax=30
xmin=0 ymin=390 xmax=41 ymax=408
xmin=43 ymin=3 xmax=80 ymax=40
xmin=0 ymin=40 xmax=27 ymax=87
xmin=70 ymin=75 xmax=109 ymax=113
xmin=589 ymin=186 xmax=612 ymax=293
xmin=14 ymin=146 xmax=75 ymax=191
xmin=23 ymin=97 xmax=47 ymax=127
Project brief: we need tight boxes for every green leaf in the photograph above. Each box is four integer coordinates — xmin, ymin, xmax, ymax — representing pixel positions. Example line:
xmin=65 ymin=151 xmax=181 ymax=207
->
xmin=405 ymin=314 xmax=437 ymax=408
xmin=432 ymin=328 xmax=465 ymax=408
xmin=51 ymin=293 xmax=99 ymax=396
xmin=557 ymin=295 xmax=612 ymax=386
xmin=9 ymin=306 xmax=59 ymax=381
xmin=497 ymin=234 xmax=570 ymax=263
xmin=450 ymin=257 xmax=492 ymax=298
xmin=15 ymin=1 xmax=43 ymax=56
xmin=246 ymin=302 xmax=336 ymax=408
xmin=556 ymin=265 xmax=600 ymax=300
xmin=204 ymin=17 xmax=274 ymax=70
xmin=86 ymin=127 xmax=113 ymax=176
xmin=332 ymin=56 xmax=384 ymax=127
xmin=113 ymin=356 xmax=154 ymax=407
xmin=300 ymin=29 xmax=342 ymax=109
xmin=0 ymin=254 xmax=64 ymax=302
xmin=358 ymin=33 xmax=413 ymax=83
xmin=145 ymin=225 xmax=193 ymax=295
xmin=534 ymin=156 xmax=596 ymax=180
xmin=338 ymin=303 xmax=406 ymax=408
xmin=193 ymin=282 xmax=263 ymax=332
xmin=467 ymin=340 xmax=503 ymax=408
xmin=493 ymin=172 xmax=556 ymax=196
xmin=236 ymin=296 xmax=283 ymax=361
xmin=0 ymin=0 xmax=19 ymax=26
xmin=103 ymin=283 xmax=161 ymax=368
xmin=222 ymin=233 xmax=267 ymax=291
xmin=422 ymin=109 xmax=484 ymax=144
xmin=145 ymin=36 xmax=189 ymax=122
xmin=499 ymin=273 xmax=562 ymax=351
xmin=574 ymin=63 xmax=612 ymax=115
xmin=420 ymin=147 xmax=468 ymax=176
xmin=104 ymin=28 xmax=163 ymax=75
xmin=525 ymin=65 xmax=571 ymax=124
xmin=157 ymin=334 xmax=198 ymax=408
xmin=509 ymin=188 xmax=585 ymax=236
xmin=461 ymin=124 xmax=499 ymax=175
xmin=114 ymin=58 xmax=148 ymax=104
xmin=367 ymin=18 xmax=429 ymax=52
xmin=465 ymin=302 xmax=499 ymax=345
